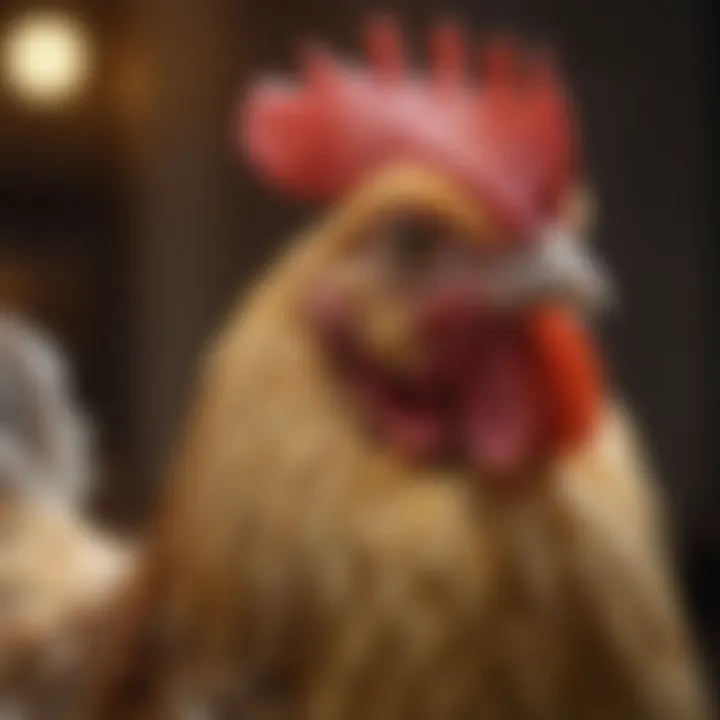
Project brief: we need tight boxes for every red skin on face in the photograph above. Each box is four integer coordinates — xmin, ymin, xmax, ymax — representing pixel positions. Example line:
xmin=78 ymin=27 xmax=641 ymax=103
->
xmin=308 ymin=278 xmax=603 ymax=475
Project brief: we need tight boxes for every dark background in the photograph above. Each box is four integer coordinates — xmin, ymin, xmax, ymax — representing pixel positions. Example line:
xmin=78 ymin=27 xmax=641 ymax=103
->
xmin=0 ymin=0 xmax=713 ymax=681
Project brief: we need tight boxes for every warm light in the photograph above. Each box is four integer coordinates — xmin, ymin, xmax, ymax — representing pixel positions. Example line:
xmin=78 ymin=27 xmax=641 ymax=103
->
xmin=2 ymin=10 xmax=92 ymax=107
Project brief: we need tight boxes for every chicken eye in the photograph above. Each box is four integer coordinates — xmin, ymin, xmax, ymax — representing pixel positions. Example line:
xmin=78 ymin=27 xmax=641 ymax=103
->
xmin=384 ymin=214 xmax=443 ymax=272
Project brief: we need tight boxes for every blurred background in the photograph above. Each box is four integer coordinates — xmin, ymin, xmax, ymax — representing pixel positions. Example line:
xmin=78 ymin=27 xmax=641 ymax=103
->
xmin=0 ymin=0 xmax=712 ymax=676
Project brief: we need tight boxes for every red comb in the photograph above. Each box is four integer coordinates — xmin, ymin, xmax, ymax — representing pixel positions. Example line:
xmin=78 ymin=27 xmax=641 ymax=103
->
xmin=239 ymin=17 xmax=577 ymax=231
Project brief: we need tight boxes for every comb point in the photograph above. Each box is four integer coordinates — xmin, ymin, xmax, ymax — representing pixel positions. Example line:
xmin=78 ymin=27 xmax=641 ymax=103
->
xmin=365 ymin=14 xmax=405 ymax=80
xmin=431 ymin=21 xmax=466 ymax=89
xmin=299 ymin=41 xmax=338 ymax=86
xmin=481 ymin=36 xmax=525 ymax=88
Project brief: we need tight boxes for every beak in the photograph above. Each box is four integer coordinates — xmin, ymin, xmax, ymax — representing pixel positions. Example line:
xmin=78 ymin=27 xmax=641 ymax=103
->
xmin=513 ymin=228 xmax=617 ymax=313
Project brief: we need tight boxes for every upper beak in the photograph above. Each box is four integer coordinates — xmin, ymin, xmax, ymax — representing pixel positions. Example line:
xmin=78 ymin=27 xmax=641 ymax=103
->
xmin=506 ymin=228 xmax=616 ymax=313
xmin=540 ymin=228 xmax=615 ymax=310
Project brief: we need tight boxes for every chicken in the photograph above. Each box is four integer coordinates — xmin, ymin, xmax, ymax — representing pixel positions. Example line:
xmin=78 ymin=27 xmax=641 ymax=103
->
xmin=97 ymin=18 xmax=710 ymax=720
xmin=0 ymin=313 xmax=92 ymax=506
xmin=0 ymin=313 xmax=135 ymax=719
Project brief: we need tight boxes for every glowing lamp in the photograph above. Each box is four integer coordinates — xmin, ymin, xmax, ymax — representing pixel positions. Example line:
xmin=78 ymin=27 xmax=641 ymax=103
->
xmin=2 ymin=10 xmax=92 ymax=108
